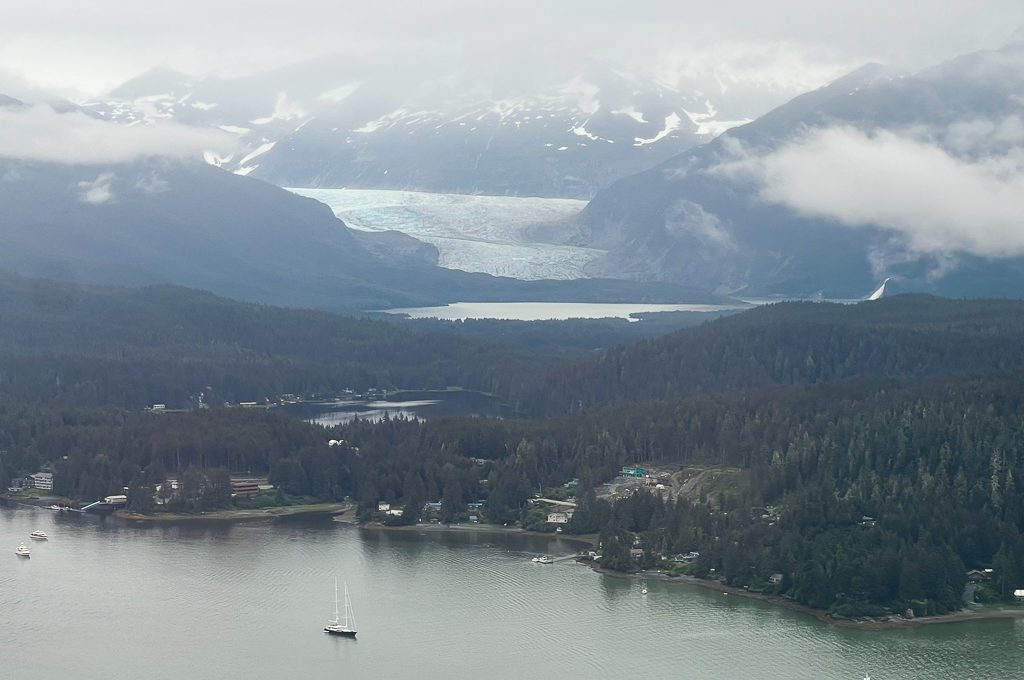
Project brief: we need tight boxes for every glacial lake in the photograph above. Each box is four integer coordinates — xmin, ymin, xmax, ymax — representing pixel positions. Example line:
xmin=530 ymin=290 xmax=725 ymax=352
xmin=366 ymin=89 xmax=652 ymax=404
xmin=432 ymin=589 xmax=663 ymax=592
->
xmin=382 ymin=301 xmax=750 ymax=321
xmin=3 ymin=505 xmax=1023 ymax=679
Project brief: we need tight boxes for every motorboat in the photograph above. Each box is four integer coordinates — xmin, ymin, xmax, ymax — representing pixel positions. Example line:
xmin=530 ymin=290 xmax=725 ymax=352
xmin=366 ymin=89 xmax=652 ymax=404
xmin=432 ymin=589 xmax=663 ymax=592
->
xmin=15 ymin=544 xmax=30 ymax=557
xmin=29 ymin=530 xmax=48 ymax=540
xmin=531 ymin=555 xmax=554 ymax=564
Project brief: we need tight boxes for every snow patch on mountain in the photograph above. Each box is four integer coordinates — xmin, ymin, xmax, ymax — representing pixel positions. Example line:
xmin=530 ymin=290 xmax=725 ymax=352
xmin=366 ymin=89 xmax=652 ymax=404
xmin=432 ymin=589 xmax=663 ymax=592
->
xmin=612 ymin=106 xmax=647 ymax=123
xmin=634 ymin=112 xmax=682 ymax=146
xmin=571 ymin=122 xmax=614 ymax=143
xmin=251 ymin=93 xmax=306 ymax=125
xmin=684 ymin=100 xmax=750 ymax=138
xmin=355 ymin=108 xmax=411 ymax=133
xmin=218 ymin=124 xmax=251 ymax=135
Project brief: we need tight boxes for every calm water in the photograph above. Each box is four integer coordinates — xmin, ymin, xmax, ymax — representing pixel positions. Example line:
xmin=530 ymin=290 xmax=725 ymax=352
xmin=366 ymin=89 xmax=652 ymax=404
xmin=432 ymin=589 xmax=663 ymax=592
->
xmin=2 ymin=505 xmax=1022 ymax=679
xmin=383 ymin=301 xmax=749 ymax=321
xmin=279 ymin=390 xmax=509 ymax=425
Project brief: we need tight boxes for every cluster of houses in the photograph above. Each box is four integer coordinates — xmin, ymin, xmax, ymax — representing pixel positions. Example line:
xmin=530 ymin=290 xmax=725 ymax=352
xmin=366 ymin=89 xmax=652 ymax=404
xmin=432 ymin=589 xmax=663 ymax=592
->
xmin=964 ymin=569 xmax=1024 ymax=601
xmin=546 ymin=510 xmax=575 ymax=524
xmin=7 ymin=472 xmax=53 ymax=492
xmin=376 ymin=499 xmax=487 ymax=523
xmin=377 ymin=501 xmax=404 ymax=518
xmin=672 ymin=551 xmax=701 ymax=564
xmin=615 ymin=466 xmax=675 ymax=499
xmin=152 ymin=477 xmax=270 ymax=504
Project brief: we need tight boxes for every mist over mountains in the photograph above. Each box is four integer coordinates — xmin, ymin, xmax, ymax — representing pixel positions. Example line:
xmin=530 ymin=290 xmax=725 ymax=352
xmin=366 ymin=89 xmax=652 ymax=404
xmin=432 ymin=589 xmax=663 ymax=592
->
xmin=2 ymin=33 xmax=1023 ymax=304
xmin=0 ymin=152 xmax=718 ymax=310
xmin=574 ymin=39 xmax=1024 ymax=298
xmin=80 ymin=58 xmax=772 ymax=198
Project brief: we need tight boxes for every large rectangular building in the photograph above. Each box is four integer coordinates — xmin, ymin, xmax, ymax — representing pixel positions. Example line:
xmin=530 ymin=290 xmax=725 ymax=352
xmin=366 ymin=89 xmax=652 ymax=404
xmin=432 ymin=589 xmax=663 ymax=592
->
xmin=30 ymin=472 xmax=53 ymax=491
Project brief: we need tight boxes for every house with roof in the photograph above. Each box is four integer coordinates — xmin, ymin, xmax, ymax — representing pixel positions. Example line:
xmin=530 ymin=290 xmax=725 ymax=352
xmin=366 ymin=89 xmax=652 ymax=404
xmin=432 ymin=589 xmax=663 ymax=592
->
xmin=30 ymin=472 xmax=53 ymax=491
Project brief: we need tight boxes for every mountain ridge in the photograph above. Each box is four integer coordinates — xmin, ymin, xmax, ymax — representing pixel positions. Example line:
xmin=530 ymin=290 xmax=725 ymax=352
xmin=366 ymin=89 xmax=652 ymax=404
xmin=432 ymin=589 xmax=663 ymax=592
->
xmin=575 ymin=41 xmax=1024 ymax=298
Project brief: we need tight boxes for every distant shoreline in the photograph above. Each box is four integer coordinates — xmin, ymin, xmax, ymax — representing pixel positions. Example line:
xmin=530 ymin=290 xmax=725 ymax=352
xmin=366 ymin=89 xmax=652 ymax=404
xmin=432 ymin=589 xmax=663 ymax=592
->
xmin=593 ymin=565 xmax=1024 ymax=629
xmin=115 ymin=502 xmax=352 ymax=523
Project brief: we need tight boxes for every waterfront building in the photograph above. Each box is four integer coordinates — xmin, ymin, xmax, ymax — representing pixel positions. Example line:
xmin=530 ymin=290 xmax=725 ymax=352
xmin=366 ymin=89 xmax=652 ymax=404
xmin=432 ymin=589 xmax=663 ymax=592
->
xmin=30 ymin=472 xmax=54 ymax=491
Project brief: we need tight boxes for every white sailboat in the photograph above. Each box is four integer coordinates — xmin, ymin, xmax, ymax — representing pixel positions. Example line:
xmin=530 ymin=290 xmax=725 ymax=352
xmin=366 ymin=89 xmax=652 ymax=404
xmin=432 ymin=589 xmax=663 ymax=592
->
xmin=324 ymin=577 xmax=357 ymax=637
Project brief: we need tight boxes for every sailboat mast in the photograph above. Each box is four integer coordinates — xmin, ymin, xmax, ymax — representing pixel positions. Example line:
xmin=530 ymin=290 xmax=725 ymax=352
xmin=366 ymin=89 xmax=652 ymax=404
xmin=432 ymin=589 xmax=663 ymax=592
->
xmin=334 ymin=576 xmax=340 ymax=621
xmin=343 ymin=582 xmax=350 ymax=628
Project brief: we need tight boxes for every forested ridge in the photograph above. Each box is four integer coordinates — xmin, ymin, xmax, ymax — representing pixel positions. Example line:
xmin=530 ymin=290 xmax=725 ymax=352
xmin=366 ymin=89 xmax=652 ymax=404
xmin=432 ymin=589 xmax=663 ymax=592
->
xmin=332 ymin=374 xmax=1024 ymax=615
xmin=0 ymin=273 xmax=731 ymax=408
xmin=5 ymin=275 xmax=1024 ymax=617
xmin=507 ymin=295 xmax=1024 ymax=415
xmin=0 ymin=272 xmax=535 ymax=408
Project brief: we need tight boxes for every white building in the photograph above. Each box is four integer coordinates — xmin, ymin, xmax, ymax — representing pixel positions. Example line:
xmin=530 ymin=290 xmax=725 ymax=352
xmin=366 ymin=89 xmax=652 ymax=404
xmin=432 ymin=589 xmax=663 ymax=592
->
xmin=378 ymin=502 xmax=391 ymax=512
xmin=547 ymin=512 xmax=569 ymax=524
xmin=30 ymin=472 xmax=53 ymax=491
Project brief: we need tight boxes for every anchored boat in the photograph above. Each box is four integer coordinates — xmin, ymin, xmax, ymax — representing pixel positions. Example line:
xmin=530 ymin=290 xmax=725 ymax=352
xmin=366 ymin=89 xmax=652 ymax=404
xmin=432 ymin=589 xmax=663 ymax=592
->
xmin=324 ymin=578 xmax=357 ymax=637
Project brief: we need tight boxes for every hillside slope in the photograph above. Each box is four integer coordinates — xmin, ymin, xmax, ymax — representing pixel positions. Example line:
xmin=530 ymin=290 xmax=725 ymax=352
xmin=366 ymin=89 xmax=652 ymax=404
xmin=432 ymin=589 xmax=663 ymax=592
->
xmin=578 ymin=41 xmax=1024 ymax=297
xmin=508 ymin=295 xmax=1024 ymax=413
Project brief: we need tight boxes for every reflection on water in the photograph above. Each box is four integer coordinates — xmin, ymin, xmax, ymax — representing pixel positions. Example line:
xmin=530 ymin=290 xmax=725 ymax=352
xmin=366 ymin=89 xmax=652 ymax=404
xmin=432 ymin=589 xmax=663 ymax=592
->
xmin=2 ymin=504 xmax=1022 ymax=679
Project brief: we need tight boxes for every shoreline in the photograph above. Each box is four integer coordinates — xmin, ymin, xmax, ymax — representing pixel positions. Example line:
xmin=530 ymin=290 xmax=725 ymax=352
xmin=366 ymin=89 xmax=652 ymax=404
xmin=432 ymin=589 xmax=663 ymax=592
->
xmin=353 ymin=520 xmax=598 ymax=547
xmin=592 ymin=565 xmax=1024 ymax=630
xmin=115 ymin=502 xmax=352 ymax=523
xmin=7 ymin=494 xmax=1019 ymax=629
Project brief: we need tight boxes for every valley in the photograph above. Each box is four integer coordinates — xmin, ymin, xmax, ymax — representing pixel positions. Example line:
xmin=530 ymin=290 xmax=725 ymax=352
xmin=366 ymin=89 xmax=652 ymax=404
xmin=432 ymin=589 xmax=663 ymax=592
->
xmin=4 ymin=9 xmax=1024 ymax=679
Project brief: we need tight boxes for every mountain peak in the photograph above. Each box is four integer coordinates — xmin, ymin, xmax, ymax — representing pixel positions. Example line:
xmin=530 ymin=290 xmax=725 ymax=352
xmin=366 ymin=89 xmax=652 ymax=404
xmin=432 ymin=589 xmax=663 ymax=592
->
xmin=107 ymin=66 xmax=195 ymax=100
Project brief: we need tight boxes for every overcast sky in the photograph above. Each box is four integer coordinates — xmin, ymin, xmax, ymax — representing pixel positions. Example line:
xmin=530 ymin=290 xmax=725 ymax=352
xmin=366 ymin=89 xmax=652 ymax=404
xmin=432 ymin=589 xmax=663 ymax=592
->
xmin=2 ymin=0 xmax=1023 ymax=97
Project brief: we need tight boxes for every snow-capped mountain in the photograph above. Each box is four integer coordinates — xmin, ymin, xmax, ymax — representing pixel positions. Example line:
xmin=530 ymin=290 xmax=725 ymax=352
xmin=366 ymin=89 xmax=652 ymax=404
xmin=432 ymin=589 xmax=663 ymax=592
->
xmin=574 ymin=39 xmax=1024 ymax=298
xmin=83 ymin=60 xmax=756 ymax=198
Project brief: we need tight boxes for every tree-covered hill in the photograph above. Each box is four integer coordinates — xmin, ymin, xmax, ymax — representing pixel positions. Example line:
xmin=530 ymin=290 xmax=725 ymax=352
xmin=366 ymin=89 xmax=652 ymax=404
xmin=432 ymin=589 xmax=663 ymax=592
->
xmin=508 ymin=295 xmax=1024 ymax=415
xmin=7 ymin=285 xmax=1024 ymax=617
xmin=0 ymin=272 xmax=527 ymax=408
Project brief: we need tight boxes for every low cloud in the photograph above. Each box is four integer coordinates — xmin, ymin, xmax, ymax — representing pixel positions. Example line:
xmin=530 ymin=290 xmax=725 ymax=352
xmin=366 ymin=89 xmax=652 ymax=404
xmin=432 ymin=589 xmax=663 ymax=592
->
xmin=77 ymin=172 xmax=114 ymax=204
xmin=0 ymin=104 xmax=236 ymax=164
xmin=134 ymin=173 xmax=170 ymax=194
xmin=718 ymin=125 xmax=1024 ymax=259
xmin=665 ymin=199 xmax=737 ymax=251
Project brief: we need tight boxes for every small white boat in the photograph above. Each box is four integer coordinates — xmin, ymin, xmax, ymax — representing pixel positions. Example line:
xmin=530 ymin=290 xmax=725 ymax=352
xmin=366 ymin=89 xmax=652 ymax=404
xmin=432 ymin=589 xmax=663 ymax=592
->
xmin=29 ymin=530 xmax=48 ymax=540
xmin=15 ymin=544 xmax=30 ymax=557
xmin=324 ymin=578 xmax=357 ymax=637
xmin=531 ymin=555 xmax=553 ymax=564
xmin=641 ymin=581 xmax=648 ymax=595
